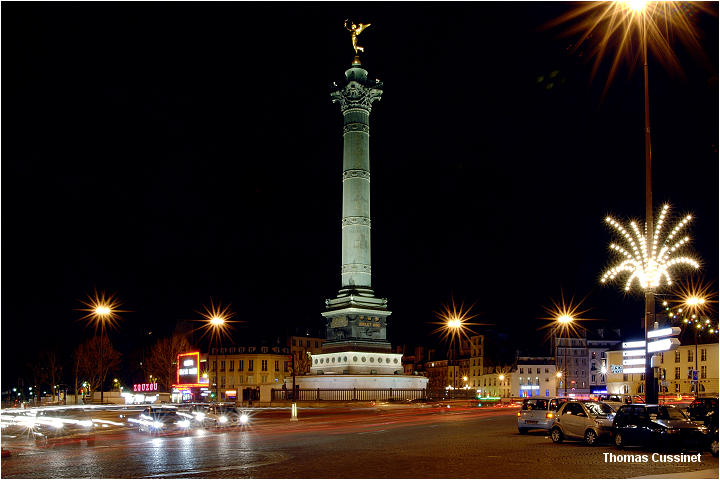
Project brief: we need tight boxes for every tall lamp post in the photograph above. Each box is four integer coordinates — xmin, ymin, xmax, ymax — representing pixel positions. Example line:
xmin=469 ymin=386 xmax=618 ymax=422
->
xmin=556 ymin=314 xmax=574 ymax=396
xmin=208 ymin=315 xmax=225 ymax=402
xmin=679 ymin=292 xmax=711 ymax=399
xmin=198 ymin=300 xmax=236 ymax=403
xmin=447 ymin=318 xmax=461 ymax=390
xmin=77 ymin=291 xmax=123 ymax=405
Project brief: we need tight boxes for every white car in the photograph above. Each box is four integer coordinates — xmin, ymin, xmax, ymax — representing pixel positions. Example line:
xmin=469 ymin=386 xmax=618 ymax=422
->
xmin=517 ymin=397 xmax=567 ymax=434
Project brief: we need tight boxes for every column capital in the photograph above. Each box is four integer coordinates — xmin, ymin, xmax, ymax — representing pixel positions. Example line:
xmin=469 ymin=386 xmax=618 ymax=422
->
xmin=330 ymin=67 xmax=383 ymax=114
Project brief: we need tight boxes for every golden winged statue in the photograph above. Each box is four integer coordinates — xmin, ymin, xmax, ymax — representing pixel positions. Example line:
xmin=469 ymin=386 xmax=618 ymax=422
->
xmin=345 ymin=19 xmax=371 ymax=54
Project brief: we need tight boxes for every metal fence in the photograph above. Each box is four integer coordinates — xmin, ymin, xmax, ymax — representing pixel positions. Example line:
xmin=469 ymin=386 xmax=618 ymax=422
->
xmin=426 ymin=389 xmax=479 ymax=400
xmin=271 ymin=388 xmax=427 ymax=402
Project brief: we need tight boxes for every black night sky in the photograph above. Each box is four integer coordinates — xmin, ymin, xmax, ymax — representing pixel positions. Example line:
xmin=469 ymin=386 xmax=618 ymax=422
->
xmin=2 ymin=2 xmax=718 ymax=384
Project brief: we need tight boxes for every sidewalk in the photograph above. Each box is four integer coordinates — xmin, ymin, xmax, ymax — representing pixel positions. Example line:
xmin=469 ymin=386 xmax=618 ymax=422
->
xmin=632 ymin=468 xmax=719 ymax=479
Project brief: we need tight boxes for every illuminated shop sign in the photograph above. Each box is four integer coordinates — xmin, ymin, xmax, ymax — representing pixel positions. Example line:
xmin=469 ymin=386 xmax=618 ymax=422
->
xmin=177 ymin=352 xmax=201 ymax=385
xmin=133 ymin=383 xmax=158 ymax=392
xmin=520 ymin=385 xmax=540 ymax=390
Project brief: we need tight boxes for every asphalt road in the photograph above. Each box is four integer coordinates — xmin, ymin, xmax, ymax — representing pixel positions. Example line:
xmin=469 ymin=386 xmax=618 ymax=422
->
xmin=1 ymin=404 xmax=718 ymax=478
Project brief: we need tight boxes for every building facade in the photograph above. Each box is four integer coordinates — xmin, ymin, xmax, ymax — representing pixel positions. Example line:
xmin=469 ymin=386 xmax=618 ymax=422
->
xmin=468 ymin=335 xmax=485 ymax=389
xmin=606 ymin=342 xmax=718 ymax=397
xmin=208 ymin=345 xmax=291 ymax=401
xmin=555 ymin=335 xmax=589 ymax=396
xmin=510 ymin=357 xmax=559 ymax=398
xmin=587 ymin=329 xmax=622 ymax=395
xmin=423 ymin=358 xmax=470 ymax=391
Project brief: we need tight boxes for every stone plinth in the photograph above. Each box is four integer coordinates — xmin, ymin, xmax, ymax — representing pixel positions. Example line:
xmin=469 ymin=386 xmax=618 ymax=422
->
xmin=310 ymin=351 xmax=402 ymax=375
xmin=289 ymin=374 xmax=428 ymax=393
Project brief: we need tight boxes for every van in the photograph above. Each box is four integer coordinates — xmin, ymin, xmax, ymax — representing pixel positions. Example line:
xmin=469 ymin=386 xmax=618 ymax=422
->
xmin=517 ymin=397 xmax=567 ymax=433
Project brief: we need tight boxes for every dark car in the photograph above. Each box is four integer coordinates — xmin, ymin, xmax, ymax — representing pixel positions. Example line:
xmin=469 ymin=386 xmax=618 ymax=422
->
xmin=685 ymin=397 xmax=719 ymax=456
xmin=705 ymin=410 xmax=718 ymax=456
xmin=612 ymin=404 xmax=708 ymax=451
xmin=686 ymin=397 xmax=718 ymax=422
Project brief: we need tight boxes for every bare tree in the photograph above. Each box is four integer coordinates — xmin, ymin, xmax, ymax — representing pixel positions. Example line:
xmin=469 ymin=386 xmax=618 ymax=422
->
xmin=77 ymin=336 xmax=122 ymax=395
xmin=43 ymin=351 xmax=63 ymax=401
xmin=146 ymin=334 xmax=191 ymax=391
xmin=73 ymin=343 xmax=84 ymax=399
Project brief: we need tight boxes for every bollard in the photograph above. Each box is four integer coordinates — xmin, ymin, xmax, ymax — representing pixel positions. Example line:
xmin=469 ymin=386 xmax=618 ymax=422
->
xmin=290 ymin=402 xmax=298 ymax=422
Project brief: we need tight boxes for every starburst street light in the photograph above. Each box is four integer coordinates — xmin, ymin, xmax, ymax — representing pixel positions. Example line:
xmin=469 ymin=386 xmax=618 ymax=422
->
xmin=545 ymin=1 xmax=709 ymax=91
xmin=76 ymin=290 xmax=126 ymax=404
xmin=76 ymin=290 xmax=125 ymax=334
xmin=601 ymin=204 xmax=700 ymax=292
xmin=196 ymin=300 xmax=237 ymax=402
xmin=430 ymin=299 xmax=491 ymax=389
xmin=668 ymin=279 xmax=717 ymax=398
xmin=195 ymin=300 xmax=237 ymax=345
xmin=540 ymin=292 xmax=592 ymax=396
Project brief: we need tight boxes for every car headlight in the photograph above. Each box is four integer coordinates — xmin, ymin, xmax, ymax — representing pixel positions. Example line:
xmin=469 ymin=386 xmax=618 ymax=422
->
xmin=177 ymin=420 xmax=190 ymax=428
xmin=152 ymin=421 xmax=163 ymax=429
xmin=219 ymin=416 xmax=228 ymax=424
xmin=239 ymin=414 xmax=249 ymax=425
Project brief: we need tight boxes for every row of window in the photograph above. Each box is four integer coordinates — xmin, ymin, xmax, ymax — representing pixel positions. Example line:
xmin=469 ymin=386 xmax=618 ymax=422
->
xmin=215 ymin=375 xmax=273 ymax=387
xmin=622 ymin=382 xmax=709 ymax=395
xmin=519 ymin=368 xmax=551 ymax=374
xmin=213 ymin=360 xmax=287 ymax=372
xmin=666 ymin=366 xmax=708 ymax=379
xmin=292 ymin=339 xmax=320 ymax=348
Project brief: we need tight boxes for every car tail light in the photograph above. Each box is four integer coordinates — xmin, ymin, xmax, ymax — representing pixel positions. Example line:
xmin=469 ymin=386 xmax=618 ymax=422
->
xmin=546 ymin=412 xmax=554 ymax=419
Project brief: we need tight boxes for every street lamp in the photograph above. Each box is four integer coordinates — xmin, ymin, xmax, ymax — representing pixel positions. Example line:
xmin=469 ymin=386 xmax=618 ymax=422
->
xmin=675 ymin=282 xmax=713 ymax=399
xmin=554 ymin=0 xmax=709 ymax=408
xmin=431 ymin=299 xmax=490 ymax=394
xmin=77 ymin=291 xmax=124 ymax=404
xmin=556 ymin=315 xmax=574 ymax=397
xmin=542 ymin=293 xmax=589 ymax=398
xmin=198 ymin=300 xmax=235 ymax=403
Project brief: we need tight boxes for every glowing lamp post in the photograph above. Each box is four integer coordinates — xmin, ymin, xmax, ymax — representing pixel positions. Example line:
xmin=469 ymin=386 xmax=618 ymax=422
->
xmin=556 ymin=314 xmax=574 ymax=396
xmin=198 ymin=300 xmax=235 ymax=403
xmin=77 ymin=291 xmax=124 ymax=405
xmin=682 ymin=291 xmax=709 ymax=399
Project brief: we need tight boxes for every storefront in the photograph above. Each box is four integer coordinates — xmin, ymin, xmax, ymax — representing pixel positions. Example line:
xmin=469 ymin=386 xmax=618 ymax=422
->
xmin=170 ymin=351 xmax=210 ymax=403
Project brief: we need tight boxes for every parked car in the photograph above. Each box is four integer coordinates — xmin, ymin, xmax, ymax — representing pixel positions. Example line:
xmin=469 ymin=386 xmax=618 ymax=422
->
xmin=517 ymin=397 xmax=567 ymax=434
xmin=686 ymin=396 xmax=718 ymax=422
xmin=684 ymin=396 xmax=719 ymax=456
xmin=612 ymin=404 xmax=708 ymax=451
xmin=550 ymin=401 xmax=615 ymax=446
xmin=599 ymin=394 xmax=643 ymax=411
xmin=705 ymin=410 xmax=718 ymax=457
xmin=133 ymin=408 xmax=192 ymax=434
